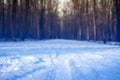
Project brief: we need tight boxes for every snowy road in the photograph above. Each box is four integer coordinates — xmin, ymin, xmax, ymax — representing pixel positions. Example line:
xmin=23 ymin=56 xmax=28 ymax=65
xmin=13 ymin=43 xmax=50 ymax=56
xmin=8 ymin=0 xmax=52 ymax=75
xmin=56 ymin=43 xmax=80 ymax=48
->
xmin=0 ymin=40 xmax=120 ymax=80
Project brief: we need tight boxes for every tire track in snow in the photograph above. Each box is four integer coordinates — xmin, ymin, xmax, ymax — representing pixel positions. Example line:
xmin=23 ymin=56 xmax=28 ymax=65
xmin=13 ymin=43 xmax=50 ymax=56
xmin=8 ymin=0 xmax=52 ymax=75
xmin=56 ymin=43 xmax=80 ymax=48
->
xmin=55 ymin=55 xmax=72 ymax=80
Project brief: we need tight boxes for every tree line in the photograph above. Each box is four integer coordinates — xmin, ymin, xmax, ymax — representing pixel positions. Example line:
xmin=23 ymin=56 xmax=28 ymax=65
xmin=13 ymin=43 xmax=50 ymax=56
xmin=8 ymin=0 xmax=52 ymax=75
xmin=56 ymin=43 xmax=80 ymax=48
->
xmin=0 ymin=0 xmax=120 ymax=41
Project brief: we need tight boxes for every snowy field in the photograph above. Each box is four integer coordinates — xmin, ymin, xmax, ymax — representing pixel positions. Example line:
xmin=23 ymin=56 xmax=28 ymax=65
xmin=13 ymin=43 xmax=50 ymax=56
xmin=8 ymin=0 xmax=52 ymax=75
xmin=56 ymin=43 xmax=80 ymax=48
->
xmin=0 ymin=39 xmax=120 ymax=80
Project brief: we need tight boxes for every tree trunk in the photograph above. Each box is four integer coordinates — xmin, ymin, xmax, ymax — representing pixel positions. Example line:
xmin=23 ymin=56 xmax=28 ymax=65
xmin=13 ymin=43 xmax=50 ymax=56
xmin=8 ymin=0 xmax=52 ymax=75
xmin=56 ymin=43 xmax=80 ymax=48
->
xmin=1 ymin=0 xmax=5 ymax=38
xmin=93 ymin=0 xmax=96 ymax=40
xmin=12 ymin=0 xmax=18 ymax=39
xmin=116 ymin=0 xmax=120 ymax=41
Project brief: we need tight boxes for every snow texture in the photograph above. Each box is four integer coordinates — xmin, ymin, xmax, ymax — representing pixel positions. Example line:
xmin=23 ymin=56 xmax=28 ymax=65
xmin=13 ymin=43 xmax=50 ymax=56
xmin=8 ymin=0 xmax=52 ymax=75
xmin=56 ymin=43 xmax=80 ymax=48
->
xmin=0 ymin=39 xmax=120 ymax=80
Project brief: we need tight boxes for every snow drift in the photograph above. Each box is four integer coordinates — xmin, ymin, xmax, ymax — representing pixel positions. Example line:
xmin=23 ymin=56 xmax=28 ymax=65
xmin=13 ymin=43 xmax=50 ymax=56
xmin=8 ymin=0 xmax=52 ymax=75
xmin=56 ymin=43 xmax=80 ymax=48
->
xmin=0 ymin=39 xmax=120 ymax=80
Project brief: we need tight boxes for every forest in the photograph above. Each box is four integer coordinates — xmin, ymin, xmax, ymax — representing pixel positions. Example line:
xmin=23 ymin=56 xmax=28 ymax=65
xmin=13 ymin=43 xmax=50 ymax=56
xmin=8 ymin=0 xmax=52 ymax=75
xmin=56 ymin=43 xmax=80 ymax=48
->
xmin=0 ymin=0 xmax=120 ymax=41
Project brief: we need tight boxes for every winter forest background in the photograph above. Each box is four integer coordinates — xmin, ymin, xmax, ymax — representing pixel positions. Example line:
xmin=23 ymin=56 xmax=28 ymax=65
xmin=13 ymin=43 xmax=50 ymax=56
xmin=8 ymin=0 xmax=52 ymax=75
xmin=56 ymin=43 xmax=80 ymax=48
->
xmin=0 ymin=1 xmax=120 ymax=80
xmin=0 ymin=0 xmax=120 ymax=41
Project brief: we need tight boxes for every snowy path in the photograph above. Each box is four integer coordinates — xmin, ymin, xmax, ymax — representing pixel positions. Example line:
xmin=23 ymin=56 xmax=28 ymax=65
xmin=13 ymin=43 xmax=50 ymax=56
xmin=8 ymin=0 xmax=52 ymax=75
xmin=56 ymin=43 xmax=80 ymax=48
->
xmin=0 ymin=40 xmax=120 ymax=80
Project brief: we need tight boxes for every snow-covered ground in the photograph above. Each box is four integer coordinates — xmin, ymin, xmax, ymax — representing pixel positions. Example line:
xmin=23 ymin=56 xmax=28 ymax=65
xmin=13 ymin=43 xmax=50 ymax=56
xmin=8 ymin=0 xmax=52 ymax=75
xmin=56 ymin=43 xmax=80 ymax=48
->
xmin=0 ymin=39 xmax=120 ymax=80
